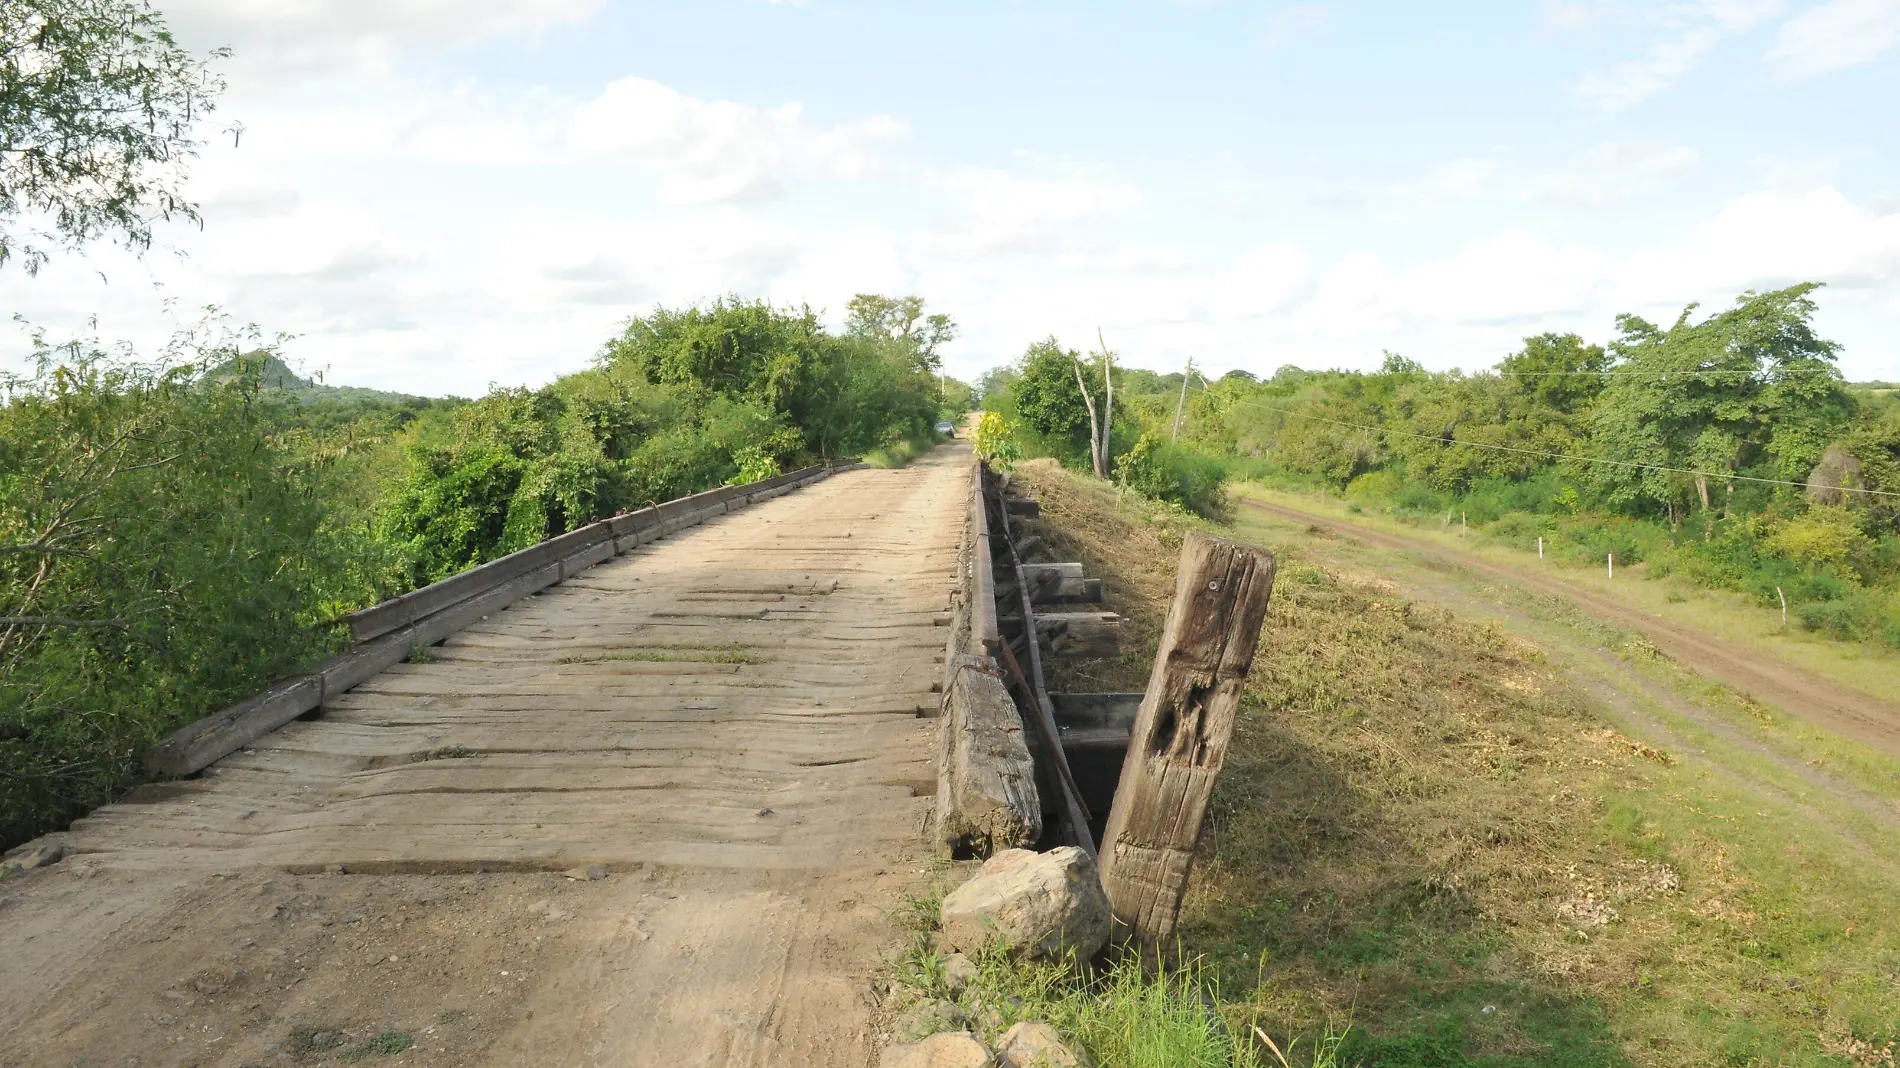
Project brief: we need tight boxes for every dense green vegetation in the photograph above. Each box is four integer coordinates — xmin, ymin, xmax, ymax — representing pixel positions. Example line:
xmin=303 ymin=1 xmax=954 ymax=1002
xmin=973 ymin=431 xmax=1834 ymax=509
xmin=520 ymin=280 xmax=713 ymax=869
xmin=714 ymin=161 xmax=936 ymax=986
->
xmin=981 ymin=337 xmax=1231 ymax=517
xmin=982 ymin=284 xmax=1900 ymax=649
xmin=0 ymin=329 xmax=373 ymax=846
xmin=0 ymin=296 xmax=956 ymax=849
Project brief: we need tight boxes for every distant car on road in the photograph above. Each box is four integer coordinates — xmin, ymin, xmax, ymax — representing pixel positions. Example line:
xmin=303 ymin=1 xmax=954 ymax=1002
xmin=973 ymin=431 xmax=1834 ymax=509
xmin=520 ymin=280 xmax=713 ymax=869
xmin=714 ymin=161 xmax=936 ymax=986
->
xmin=935 ymin=421 xmax=956 ymax=437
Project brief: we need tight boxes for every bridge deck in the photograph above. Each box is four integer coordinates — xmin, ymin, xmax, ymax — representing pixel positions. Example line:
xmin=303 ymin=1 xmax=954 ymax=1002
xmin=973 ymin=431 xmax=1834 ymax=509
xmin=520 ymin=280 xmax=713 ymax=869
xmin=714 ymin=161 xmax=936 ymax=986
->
xmin=0 ymin=446 xmax=970 ymax=1068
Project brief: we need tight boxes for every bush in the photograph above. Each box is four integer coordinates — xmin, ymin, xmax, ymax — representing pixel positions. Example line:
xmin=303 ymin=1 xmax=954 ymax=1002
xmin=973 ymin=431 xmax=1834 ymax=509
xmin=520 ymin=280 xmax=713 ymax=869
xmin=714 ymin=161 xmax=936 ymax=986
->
xmin=1 ymin=336 xmax=358 ymax=849
xmin=1483 ymin=511 xmax=1555 ymax=546
xmin=1763 ymin=506 xmax=1874 ymax=578
xmin=1115 ymin=434 xmax=1229 ymax=518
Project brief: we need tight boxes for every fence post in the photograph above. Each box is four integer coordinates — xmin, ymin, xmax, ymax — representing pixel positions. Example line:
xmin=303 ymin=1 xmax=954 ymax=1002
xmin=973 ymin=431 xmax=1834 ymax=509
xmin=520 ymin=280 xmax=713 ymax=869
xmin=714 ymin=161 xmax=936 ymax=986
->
xmin=1097 ymin=532 xmax=1276 ymax=942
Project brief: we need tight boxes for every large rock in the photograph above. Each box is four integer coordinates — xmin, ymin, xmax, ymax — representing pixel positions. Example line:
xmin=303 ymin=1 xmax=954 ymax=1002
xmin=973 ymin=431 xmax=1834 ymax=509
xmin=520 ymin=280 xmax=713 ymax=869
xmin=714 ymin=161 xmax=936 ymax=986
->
xmin=939 ymin=847 xmax=1110 ymax=960
xmin=998 ymin=1021 xmax=1089 ymax=1068
xmin=0 ymin=838 xmax=65 ymax=879
xmin=879 ymin=1031 xmax=992 ymax=1068
xmin=893 ymin=998 xmax=964 ymax=1041
xmin=1807 ymin=444 xmax=1867 ymax=506
xmin=941 ymin=952 xmax=979 ymax=995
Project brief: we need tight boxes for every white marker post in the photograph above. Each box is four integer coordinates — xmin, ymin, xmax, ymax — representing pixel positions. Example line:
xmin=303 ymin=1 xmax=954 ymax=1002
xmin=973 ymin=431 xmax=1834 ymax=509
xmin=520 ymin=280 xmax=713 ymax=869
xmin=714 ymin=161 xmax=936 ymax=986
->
xmin=1608 ymin=553 xmax=1614 ymax=579
xmin=1777 ymin=585 xmax=1787 ymax=628
xmin=1538 ymin=536 xmax=1543 ymax=559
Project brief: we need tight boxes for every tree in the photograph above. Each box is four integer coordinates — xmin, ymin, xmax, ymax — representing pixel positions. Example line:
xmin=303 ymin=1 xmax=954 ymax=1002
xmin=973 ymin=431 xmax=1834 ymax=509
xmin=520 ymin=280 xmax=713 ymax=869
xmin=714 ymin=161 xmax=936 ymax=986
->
xmin=1 ymin=328 xmax=347 ymax=846
xmin=2 ymin=0 xmax=228 ymax=273
xmin=1589 ymin=284 xmax=1850 ymax=521
xmin=1499 ymin=332 xmax=1609 ymax=414
xmin=1072 ymin=330 xmax=1116 ymax=479
xmin=1012 ymin=337 xmax=1094 ymax=462
xmin=843 ymin=294 xmax=956 ymax=374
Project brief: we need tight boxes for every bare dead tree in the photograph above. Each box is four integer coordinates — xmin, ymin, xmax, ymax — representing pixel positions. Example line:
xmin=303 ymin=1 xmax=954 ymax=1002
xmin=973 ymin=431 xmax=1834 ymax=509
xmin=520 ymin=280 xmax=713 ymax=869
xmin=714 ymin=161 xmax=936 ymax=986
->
xmin=1068 ymin=331 xmax=1117 ymax=480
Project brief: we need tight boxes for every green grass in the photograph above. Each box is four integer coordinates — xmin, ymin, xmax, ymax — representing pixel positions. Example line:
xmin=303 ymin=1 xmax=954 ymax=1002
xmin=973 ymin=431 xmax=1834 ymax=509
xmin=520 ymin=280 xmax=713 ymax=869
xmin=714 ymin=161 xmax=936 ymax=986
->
xmin=865 ymin=430 xmax=946 ymax=469
xmin=1231 ymin=480 xmax=1900 ymax=710
xmin=338 ymin=1030 xmax=415 ymax=1060
xmin=890 ymin=884 xmax=1330 ymax=1067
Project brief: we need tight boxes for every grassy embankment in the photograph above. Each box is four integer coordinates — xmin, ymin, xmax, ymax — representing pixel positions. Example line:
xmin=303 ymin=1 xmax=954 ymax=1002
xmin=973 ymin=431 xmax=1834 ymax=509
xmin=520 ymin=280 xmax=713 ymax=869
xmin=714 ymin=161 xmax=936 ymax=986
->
xmin=1230 ymin=480 xmax=1900 ymax=709
xmin=899 ymin=458 xmax=1900 ymax=1068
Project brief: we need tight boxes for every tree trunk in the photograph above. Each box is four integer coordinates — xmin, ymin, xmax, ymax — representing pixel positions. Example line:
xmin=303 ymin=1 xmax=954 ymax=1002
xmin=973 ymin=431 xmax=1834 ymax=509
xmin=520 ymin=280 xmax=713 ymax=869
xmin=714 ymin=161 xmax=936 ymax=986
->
xmin=1696 ymin=474 xmax=1710 ymax=512
xmin=1171 ymin=361 xmax=1191 ymax=441
xmin=1096 ymin=329 xmax=1116 ymax=480
xmin=1071 ymin=358 xmax=1105 ymax=479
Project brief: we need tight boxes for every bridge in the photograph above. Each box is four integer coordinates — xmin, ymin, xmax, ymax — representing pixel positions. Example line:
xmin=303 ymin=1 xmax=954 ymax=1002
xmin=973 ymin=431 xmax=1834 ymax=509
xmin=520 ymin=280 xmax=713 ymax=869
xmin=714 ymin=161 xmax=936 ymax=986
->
xmin=0 ymin=448 xmax=968 ymax=1067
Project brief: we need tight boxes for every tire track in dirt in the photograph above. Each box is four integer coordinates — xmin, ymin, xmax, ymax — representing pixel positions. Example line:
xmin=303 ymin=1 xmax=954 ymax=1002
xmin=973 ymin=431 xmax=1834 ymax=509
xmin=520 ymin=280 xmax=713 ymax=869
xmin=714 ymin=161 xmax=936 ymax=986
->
xmin=1244 ymin=496 xmax=1900 ymax=759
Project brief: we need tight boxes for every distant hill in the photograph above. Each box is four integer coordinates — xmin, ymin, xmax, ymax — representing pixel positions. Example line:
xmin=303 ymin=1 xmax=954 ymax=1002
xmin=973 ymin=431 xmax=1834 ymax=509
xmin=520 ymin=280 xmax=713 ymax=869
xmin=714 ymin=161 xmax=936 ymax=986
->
xmin=206 ymin=352 xmax=453 ymax=405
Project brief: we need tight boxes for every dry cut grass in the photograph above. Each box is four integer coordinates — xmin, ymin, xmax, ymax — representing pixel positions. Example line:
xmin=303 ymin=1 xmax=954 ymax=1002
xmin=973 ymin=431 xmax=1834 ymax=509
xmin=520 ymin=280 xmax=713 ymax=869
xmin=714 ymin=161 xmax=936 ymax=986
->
xmin=1013 ymin=458 xmax=1900 ymax=1068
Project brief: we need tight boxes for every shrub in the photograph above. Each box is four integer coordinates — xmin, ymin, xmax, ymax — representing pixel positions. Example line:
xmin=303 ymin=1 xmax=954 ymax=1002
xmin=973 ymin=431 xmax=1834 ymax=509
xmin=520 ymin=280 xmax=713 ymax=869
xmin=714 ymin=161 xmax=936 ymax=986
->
xmin=1483 ymin=511 xmax=1554 ymax=545
xmin=974 ymin=411 xmax=1021 ymax=470
xmin=1 ymin=336 xmax=356 ymax=849
xmin=1763 ymin=506 xmax=1874 ymax=578
xmin=1115 ymin=434 xmax=1229 ymax=518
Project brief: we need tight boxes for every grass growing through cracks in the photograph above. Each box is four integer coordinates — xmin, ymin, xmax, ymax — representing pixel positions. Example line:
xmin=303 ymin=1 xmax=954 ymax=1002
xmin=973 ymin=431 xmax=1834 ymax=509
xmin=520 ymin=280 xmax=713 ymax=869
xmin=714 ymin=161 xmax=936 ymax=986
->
xmin=554 ymin=643 xmax=764 ymax=665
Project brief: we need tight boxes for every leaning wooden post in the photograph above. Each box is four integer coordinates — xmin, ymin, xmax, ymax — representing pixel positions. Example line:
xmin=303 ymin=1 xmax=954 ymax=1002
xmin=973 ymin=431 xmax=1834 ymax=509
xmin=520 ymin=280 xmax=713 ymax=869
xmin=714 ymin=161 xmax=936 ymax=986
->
xmin=1097 ymin=532 xmax=1276 ymax=941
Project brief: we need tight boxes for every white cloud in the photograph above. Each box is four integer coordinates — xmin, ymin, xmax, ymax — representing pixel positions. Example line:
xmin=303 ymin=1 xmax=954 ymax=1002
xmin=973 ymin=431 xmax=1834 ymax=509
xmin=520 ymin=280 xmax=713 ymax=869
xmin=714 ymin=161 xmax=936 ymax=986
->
xmin=1623 ymin=185 xmax=1900 ymax=296
xmin=572 ymin=78 xmax=908 ymax=204
xmin=1387 ymin=158 xmax=1501 ymax=207
xmin=223 ymin=76 xmax=908 ymax=204
xmin=1575 ymin=25 xmax=1723 ymax=110
xmin=1254 ymin=5 xmax=1333 ymax=51
xmin=1531 ymin=140 xmax=1699 ymax=205
xmin=1568 ymin=0 xmax=1786 ymax=111
xmin=1767 ymin=0 xmax=1900 ymax=77
xmin=925 ymin=164 xmax=1143 ymax=257
xmin=163 ymin=0 xmax=603 ymax=77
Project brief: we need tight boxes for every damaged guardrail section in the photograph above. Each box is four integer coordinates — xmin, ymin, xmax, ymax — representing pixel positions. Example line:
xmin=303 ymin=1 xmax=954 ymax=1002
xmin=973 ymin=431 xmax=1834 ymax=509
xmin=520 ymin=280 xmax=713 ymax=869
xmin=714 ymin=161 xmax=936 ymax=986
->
xmin=145 ymin=464 xmax=857 ymax=777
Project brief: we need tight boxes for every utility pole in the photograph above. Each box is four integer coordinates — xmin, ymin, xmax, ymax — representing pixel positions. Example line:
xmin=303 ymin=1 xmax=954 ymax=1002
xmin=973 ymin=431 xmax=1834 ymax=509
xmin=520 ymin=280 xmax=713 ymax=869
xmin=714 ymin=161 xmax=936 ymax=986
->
xmin=1098 ymin=329 xmax=1115 ymax=477
xmin=1171 ymin=358 xmax=1193 ymax=441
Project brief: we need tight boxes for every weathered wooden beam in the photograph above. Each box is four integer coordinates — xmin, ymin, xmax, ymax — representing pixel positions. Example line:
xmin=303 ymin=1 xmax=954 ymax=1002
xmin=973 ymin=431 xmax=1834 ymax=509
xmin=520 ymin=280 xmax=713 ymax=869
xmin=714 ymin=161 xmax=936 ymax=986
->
xmin=346 ymin=465 xmax=832 ymax=644
xmin=1009 ymin=562 xmax=1103 ymax=604
xmin=1050 ymin=692 xmax=1141 ymax=822
xmin=990 ymin=472 xmax=1095 ymax=856
xmin=1098 ymin=532 xmax=1276 ymax=942
xmin=935 ymin=654 xmax=1041 ymax=855
xmin=970 ymin=465 xmax=1001 ymax=656
xmin=149 ymin=466 xmax=848 ymax=778
xmin=999 ymin=612 xmax=1122 ymax=658
xmin=1048 ymin=578 xmax=1103 ymax=605
xmin=1051 ymin=692 xmax=1141 ymax=734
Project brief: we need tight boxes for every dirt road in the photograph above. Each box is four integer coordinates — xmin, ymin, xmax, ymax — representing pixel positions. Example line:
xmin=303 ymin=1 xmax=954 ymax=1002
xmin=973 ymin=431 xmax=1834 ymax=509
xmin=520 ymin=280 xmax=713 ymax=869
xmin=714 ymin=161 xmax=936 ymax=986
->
xmin=1243 ymin=495 xmax=1900 ymax=759
xmin=0 ymin=448 xmax=970 ymax=1068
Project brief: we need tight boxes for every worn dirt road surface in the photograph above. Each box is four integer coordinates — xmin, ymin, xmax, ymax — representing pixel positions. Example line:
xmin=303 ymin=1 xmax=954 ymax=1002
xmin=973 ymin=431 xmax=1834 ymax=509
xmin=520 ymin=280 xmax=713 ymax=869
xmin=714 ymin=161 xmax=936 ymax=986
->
xmin=1245 ymin=495 xmax=1900 ymax=758
xmin=0 ymin=449 xmax=970 ymax=1068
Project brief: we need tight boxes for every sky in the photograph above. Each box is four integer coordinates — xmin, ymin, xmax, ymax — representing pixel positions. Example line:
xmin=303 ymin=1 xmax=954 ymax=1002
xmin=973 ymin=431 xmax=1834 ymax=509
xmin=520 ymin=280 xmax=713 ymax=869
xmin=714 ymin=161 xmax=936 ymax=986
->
xmin=3 ymin=0 xmax=1898 ymax=394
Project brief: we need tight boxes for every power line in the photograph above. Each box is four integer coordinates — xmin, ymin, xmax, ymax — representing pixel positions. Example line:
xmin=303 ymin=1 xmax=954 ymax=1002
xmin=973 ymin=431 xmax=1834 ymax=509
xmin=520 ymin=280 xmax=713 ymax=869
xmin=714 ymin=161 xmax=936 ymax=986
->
xmin=1210 ymin=394 xmax=1900 ymax=500
xmin=1301 ymin=367 xmax=1898 ymax=379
